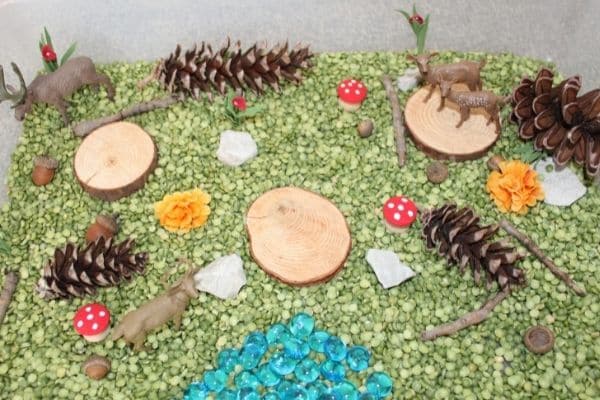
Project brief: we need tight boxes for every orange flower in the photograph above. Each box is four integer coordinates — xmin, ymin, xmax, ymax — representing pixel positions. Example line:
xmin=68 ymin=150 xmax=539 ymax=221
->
xmin=154 ymin=189 xmax=211 ymax=233
xmin=486 ymin=160 xmax=544 ymax=214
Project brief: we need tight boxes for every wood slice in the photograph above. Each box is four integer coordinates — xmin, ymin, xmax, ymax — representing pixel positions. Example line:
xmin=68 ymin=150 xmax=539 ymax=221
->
xmin=246 ymin=187 xmax=352 ymax=286
xmin=74 ymin=122 xmax=157 ymax=201
xmin=404 ymin=85 xmax=500 ymax=161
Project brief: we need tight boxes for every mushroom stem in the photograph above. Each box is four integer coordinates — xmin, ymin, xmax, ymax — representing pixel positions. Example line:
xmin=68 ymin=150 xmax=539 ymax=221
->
xmin=381 ymin=75 xmax=407 ymax=167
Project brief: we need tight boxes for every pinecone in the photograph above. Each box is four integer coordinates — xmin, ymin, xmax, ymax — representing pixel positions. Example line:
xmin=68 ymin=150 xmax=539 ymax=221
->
xmin=153 ymin=39 xmax=313 ymax=99
xmin=36 ymin=237 xmax=148 ymax=300
xmin=421 ymin=204 xmax=525 ymax=289
xmin=510 ymin=68 xmax=600 ymax=177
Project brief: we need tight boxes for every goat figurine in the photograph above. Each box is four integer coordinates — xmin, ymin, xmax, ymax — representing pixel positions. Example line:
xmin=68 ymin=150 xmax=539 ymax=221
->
xmin=439 ymin=78 xmax=510 ymax=131
xmin=408 ymin=52 xmax=486 ymax=110
xmin=0 ymin=56 xmax=114 ymax=125
xmin=112 ymin=266 xmax=199 ymax=351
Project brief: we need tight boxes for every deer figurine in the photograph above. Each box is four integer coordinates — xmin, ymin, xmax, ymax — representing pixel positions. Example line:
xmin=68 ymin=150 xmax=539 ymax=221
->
xmin=0 ymin=56 xmax=115 ymax=125
xmin=408 ymin=52 xmax=486 ymax=111
xmin=439 ymin=78 xmax=510 ymax=131
xmin=112 ymin=266 xmax=199 ymax=351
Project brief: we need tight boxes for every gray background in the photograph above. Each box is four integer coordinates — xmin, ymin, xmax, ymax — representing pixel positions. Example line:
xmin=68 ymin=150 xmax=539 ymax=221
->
xmin=1 ymin=0 xmax=599 ymax=205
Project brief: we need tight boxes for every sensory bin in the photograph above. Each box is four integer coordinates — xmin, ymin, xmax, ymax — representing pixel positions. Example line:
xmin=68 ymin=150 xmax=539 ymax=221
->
xmin=0 ymin=51 xmax=598 ymax=399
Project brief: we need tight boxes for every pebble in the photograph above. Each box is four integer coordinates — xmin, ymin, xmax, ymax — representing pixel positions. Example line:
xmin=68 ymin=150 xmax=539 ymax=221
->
xmin=194 ymin=253 xmax=247 ymax=300
xmin=534 ymin=157 xmax=586 ymax=206
xmin=365 ymin=249 xmax=416 ymax=289
xmin=217 ymin=130 xmax=258 ymax=166
xmin=396 ymin=68 xmax=421 ymax=92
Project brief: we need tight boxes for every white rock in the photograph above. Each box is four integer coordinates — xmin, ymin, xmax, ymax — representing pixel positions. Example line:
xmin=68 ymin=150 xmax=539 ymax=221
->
xmin=217 ymin=130 xmax=258 ymax=167
xmin=365 ymin=249 xmax=416 ymax=289
xmin=397 ymin=68 xmax=422 ymax=92
xmin=194 ymin=254 xmax=247 ymax=299
xmin=535 ymin=157 xmax=586 ymax=207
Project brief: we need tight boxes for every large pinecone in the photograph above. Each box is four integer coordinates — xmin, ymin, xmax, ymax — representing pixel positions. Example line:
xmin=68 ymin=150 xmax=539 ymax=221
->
xmin=154 ymin=39 xmax=313 ymax=99
xmin=510 ymin=68 xmax=600 ymax=177
xmin=36 ymin=237 xmax=148 ymax=300
xmin=421 ymin=204 xmax=525 ymax=290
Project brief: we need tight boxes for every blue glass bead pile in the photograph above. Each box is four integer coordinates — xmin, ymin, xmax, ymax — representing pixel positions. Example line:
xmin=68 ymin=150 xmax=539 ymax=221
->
xmin=183 ymin=313 xmax=393 ymax=399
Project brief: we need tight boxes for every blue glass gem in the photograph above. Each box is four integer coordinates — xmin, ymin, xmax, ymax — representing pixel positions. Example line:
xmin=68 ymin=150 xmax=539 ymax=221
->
xmin=257 ymin=363 xmax=281 ymax=387
xmin=276 ymin=380 xmax=295 ymax=393
xmin=305 ymin=381 xmax=328 ymax=400
xmin=320 ymin=359 xmax=345 ymax=382
xmin=269 ymin=352 xmax=298 ymax=376
xmin=217 ymin=348 xmax=239 ymax=373
xmin=316 ymin=393 xmax=338 ymax=400
xmin=308 ymin=331 xmax=330 ymax=353
xmin=267 ymin=323 xmax=291 ymax=345
xmin=294 ymin=358 xmax=320 ymax=383
xmin=245 ymin=331 xmax=269 ymax=354
xmin=284 ymin=337 xmax=310 ymax=360
xmin=346 ymin=346 xmax=370 ymax=372
xmin=240 ymin=344 xmax=264 ymax=370
xmin=289 ymin=313 xmax=315 ymax=339
xmin=237 ymin=387 xmax=261 ymax=400
xmin=281 ymin=385 xmax=310 ymax=400
xmin=203 ymin=369 xmax=228 ymax=392
xmin=216 ymin=389 xmax=237 ymax=400
xmin=366 ymin=372 xmax=393 ymax=398
xmin=184 ymin=381 xmax=209 ymax=400
xmin=235 ymin=370 xmax=260 ymax=390
xmin=358 ymin=393 xmax=377 ymax=400
xmin=263 ymin=393 xmax=281 ymax=400
xmin=331 ymin=380 xmax=359 ymax=400
xmin=324 ymin=337 xmax=347 ymax=362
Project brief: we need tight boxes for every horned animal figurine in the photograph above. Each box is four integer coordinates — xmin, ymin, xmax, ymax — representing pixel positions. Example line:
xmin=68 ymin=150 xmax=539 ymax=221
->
xmin=439 ymin=78 xmax=510 ymax=131
xmin=0 ymin=56 xmax=115 ymax=125
xmin=408 ymin=52 xmax=486 ymax=110
xmin=112 ymin=266 xmax=199 ymax=351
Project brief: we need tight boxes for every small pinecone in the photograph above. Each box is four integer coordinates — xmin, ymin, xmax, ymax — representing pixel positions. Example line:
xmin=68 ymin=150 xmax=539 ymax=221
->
xmin=421 ymin=204 xmax=525 ymax=289
xmin=36 ymin=237 xmax=148 ymax=300
xmin=155 ymin=39 xmax=313 ymax=99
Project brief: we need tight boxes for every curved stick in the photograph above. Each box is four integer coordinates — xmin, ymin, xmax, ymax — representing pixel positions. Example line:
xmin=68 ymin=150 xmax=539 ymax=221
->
xmin=381 ymin=75 xmax=406 ymax=167
xmin=0 ymin=270 xmax=18 ymax=325
xmin=499 ymin=219 xmax=586 ymax=296
xmin=421 ymin=288 xmax=510 ymax=341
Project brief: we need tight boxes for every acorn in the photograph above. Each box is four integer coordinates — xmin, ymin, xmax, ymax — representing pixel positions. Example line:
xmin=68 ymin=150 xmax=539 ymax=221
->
xmin=426 ymin=161 xmax=448 ymax=184
xmin=85 ymin=214 xmax=119 ymax=243
xmin=31 ymin=155 xmax=58 ymax=186
xmin=523 ymin=325 xmax=555 ymax=354
xmin=487 ymin=154 xmax=505 ymax=172
xmin=357 ymin=119 xmax=374 ymax=138
xmin=82 ymin=355 xmax=111 ymax=380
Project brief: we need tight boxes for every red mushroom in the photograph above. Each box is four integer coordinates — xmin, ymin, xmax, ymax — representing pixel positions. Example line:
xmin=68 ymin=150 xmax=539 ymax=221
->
xmin=382 ymin=195 xmax=418 ymax=233
xmin=73 ymin=303 xmax=111 ymax=342
xmin=337 ymin=79 xmax=368 ymax=112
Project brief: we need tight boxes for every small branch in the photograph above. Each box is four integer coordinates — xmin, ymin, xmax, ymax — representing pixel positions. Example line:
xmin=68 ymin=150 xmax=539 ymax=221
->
xmin=381 ymin=75 xmax=406 ymax=167
xmin=0 ymin=270 xmax=18 ymax=326
xmin=421 ymin=288 xmax=510 ymax=341
xmin=72 ymin=96 xmax=181 ymax=137
xmin=499 ymin=219 xmax=586 ymax=296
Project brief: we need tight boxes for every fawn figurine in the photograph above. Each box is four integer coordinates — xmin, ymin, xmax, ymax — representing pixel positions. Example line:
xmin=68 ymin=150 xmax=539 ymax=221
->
xmin=408 ymin=52 xmax=486 ymax=110
xmin=439 ymin=78 xmax=509 ymax=131
xmin=112 ymin=267 xmax=199 ymax=351
xmin=0 ymin=56 xmax=114 ymax=125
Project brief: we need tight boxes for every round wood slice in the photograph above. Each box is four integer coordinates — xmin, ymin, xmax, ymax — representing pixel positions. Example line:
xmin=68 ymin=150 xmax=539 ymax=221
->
xmin=246 ymin=187 xmax=352 ymax=286
xmin=74 ymin=122 xmax=157 ymax=201
xmin=404 ymin=84 xmax=500 ymax=161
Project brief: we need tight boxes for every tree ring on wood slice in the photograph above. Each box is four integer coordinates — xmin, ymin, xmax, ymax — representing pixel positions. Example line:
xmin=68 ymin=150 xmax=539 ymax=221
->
xmin=404 ymin=84 xmax=500 ymax=161
xmin=74 ymin=122 xmax=157 ymax=201
xmin=246 ymin=187 xmax=352 ymax=286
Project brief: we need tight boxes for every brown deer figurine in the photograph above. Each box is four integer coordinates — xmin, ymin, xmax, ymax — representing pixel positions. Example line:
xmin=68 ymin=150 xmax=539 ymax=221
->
xmin=112 ymin=266 xmax=199 ymax=351
xmin=0 ymin=56 xmax=115 ymax=125
xmin=439 ymin=78 xmax=509 ymax=131
xmin=408 ymin=52 xmax=486 ymax=111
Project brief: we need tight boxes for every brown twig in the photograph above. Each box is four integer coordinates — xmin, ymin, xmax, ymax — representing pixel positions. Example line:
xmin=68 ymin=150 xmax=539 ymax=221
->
xmin=72 ymin=96 xmax=181 ymax=137
xmin=381 ymin=75 xmax=406 ymax=167
xmin=0 ymin=270 xmax=18 ymax=326
xmin=499 ymin=219 xmax=586 ymax=296
xmin=421 ymin=287 xmax=510 ymax=341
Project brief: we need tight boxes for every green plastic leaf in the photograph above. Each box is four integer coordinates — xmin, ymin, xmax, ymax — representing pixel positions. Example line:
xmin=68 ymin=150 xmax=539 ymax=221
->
xmin=60 ymin=42 xmax=77 ymax=66
xmin=239 ymin=105 xmax=265 ymax=118
xmin=397 ymin=10 xmax=411 ymax=21
xmin=43 ymin=27 xmax=53 ymax=48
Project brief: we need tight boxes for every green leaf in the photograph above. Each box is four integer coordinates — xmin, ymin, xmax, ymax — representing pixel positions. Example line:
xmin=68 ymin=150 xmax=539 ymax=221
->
xmin=60 ymin=42 xmax=77 ymax=66
xmin=412 ymin=3 xmax=417 ymax=15
xmin=0 ymin=238 xmax=9 ymax=254
xmin=397 ymin=10 xmax=411 ymax=21
xmin=239 ymin=105 xmax=265 ymax=118
xmin=43 ymin=27 xmax=53 ymax=48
